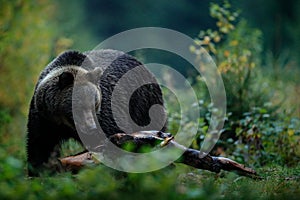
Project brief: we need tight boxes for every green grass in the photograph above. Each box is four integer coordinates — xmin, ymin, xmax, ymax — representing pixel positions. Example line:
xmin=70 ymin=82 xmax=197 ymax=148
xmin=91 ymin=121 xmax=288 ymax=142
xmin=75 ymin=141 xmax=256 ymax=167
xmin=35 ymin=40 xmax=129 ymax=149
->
xmin=0 ymin=150 xmax=299 ymax=200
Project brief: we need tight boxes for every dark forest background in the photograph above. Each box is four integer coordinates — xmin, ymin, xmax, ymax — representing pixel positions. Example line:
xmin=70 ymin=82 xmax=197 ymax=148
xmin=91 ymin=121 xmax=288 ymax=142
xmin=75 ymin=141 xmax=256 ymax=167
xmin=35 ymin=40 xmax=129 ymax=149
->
xmin=60 ymin=0 xmax=300 ymax=57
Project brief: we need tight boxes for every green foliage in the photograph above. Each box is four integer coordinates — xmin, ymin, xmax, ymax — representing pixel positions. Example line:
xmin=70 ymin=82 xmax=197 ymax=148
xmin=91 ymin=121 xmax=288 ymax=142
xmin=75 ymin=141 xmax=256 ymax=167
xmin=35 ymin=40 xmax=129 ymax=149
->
xmin=0 ymin=0 xmax=62 ymax=168
xmin=191 ymin=1 xmax=275 ymax=118
xmin=262 ymin=51 xmax=300 ymax=118
xmin=220 ymin=107 xmax=299 ymax=167
xmin=188 ymin=1 xmax=300 ymax=168
xmin=0 ymin=108 xmax=11 ymax=132
xmin=0 ymin=151 xmax=299 ymax=200
xmin=54 ymin=0 xmax=97 ymax=51
xmin=60 ymin=139 xmax=85 ymax=158
xmin=0 ymin=0 xmax=56 ymax=114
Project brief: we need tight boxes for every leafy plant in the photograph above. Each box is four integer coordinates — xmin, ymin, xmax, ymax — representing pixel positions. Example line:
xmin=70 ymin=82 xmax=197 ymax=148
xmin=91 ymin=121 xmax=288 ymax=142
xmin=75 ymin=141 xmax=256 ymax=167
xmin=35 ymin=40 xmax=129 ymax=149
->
xmin=190 ymin=1 xmax=275 ymax=118
xmin=187 ymin=1 xmax=300 ymax=168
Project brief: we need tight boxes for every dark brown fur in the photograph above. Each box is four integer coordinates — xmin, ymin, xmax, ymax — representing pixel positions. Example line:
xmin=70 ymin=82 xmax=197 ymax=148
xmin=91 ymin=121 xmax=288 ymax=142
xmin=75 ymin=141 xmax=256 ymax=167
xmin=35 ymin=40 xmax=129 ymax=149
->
xmin=27 ymin=50 xmax=167 ymax=176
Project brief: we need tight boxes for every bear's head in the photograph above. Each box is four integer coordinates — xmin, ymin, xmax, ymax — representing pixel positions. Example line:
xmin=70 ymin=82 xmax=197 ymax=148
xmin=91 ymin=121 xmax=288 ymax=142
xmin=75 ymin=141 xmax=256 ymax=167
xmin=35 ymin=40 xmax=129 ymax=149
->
xmin=35 ymin=64 xmax=103 ymax=132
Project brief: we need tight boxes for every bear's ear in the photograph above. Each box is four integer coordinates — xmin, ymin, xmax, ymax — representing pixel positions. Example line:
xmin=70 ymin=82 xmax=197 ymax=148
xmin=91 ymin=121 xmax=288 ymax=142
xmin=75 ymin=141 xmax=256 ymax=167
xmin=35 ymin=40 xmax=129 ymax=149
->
xmin=87 ymin=67 xmax=103 ymax=84
xmin=58 ymin=72 xmax=74 ymax=89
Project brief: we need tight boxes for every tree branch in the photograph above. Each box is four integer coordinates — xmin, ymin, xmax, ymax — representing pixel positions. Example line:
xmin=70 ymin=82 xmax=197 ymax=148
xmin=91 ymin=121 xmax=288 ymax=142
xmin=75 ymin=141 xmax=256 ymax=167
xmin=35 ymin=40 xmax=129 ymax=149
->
xmin=59 ymin=131 xmax=259 ymax=178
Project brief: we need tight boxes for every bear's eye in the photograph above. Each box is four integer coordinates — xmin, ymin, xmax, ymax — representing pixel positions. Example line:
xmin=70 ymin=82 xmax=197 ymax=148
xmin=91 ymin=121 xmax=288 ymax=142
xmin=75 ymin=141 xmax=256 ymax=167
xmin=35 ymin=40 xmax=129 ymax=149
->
xmin=58 ymin=72 xmax=74 ymax=89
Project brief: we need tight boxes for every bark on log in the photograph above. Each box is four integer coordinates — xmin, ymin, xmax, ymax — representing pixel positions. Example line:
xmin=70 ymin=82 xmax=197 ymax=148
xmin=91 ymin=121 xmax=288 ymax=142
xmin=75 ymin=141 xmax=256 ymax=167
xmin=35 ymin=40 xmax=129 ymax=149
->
xmin=59 ymin=131 xmax=259 ymax=178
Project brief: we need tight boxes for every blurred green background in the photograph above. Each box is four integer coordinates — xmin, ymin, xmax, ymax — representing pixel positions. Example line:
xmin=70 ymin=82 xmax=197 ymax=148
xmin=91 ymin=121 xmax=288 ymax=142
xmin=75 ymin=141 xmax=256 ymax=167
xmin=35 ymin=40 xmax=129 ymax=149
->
xmin=0 ymin=0 xmax=300 ymax=199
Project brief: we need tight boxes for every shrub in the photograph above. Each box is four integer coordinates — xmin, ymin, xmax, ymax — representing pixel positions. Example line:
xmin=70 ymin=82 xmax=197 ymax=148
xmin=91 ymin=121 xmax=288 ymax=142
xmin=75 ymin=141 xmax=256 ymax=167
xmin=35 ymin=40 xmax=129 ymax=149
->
xmin=190 ymin=1 xmax=275 ymax=118
xmin=187 ymin=1 xmax=300 ymax=167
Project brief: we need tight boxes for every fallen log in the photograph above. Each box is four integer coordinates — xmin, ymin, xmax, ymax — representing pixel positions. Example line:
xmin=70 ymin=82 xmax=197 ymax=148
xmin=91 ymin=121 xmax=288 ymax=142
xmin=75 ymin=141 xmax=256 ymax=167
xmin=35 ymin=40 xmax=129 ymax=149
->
xmin=59 ymin=131 xmax=259 ymax=178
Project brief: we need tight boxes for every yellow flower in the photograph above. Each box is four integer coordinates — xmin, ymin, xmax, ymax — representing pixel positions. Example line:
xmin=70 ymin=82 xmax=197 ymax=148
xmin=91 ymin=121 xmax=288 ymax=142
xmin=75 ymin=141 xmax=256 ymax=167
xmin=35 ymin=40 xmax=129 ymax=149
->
xmin=230 ymin=40 xmax=238 ymax=46
xmin=217 ymin=21 xmax=222 ymax=27
xmin=213 ymin=35 xmax=221 ymax=43
xmin=288 ymin=129 xmax=295 ymax=136
xmin=250 ymin=62 xmax=256 ymax=68
xmin=203 ymin=36 xmax=211 ymax=45
xmin=224 ymin=50 xmax=230 ymax=57
xmin=239 ymin=56 xmax=248 ymax=62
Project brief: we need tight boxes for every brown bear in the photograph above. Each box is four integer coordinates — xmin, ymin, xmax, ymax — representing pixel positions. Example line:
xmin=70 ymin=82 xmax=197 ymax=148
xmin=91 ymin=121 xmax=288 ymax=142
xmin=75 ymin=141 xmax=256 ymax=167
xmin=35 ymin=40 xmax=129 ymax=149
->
xmin=27 ymin=49 xmax=167 ymax=176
